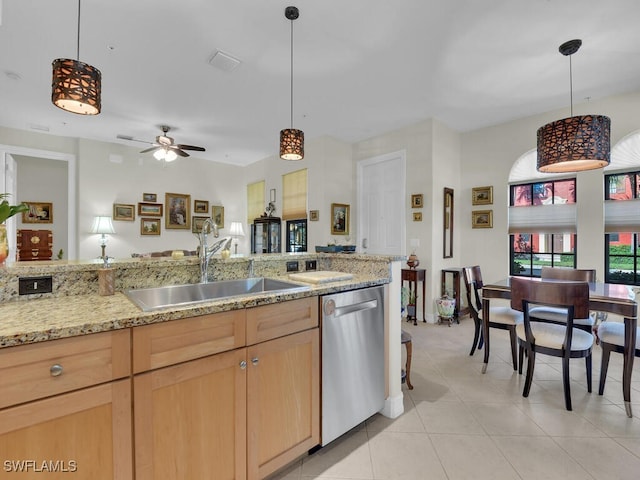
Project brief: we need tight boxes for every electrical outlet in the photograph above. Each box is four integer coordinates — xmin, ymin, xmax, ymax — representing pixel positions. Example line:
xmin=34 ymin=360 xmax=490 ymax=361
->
xmin=19 ymin=276 xmax=53 ymax=295
xmin=305 ymin=260 xmax=317 ymax=271
xmin=286 ymin=261 xmax=299 ymax=272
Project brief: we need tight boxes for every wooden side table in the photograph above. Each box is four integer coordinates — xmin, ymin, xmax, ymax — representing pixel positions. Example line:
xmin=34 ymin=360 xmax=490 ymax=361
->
xmin=440 ymin=268 xmax=470 ymax=323
xmin=402 ymin=268 xmax=426 ymax=325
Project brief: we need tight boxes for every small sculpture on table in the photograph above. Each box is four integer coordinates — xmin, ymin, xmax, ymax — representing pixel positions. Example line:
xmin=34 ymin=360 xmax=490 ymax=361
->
xmin=406 ymin=253 xmax=420 ymax=269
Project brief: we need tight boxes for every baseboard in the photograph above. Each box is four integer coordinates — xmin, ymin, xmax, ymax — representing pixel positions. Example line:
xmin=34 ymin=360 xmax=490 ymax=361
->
xmin=380 ymin=393 xmax=404 ymax=419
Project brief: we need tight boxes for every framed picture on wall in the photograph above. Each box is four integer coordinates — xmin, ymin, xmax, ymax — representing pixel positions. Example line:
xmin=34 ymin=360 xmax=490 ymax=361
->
xmin=472 ymin=210 xmax=493 ymax=228
xmin=113 ymin=203 xmax=134 ymax=221
xmin=165 ymin=193 xmax=191 ymax=230
xmin=192 ymin=216 xmax=210 ymax=233
xmin=309 ymin=210 xmax=319 ymax=221
xmin=331 ymin=203 xmax=349 ymax=235
xmin=411 ymin=194 xmax=423 ymax=208
xmin=140 ymin=218 xmax=161 ymax=235
xmin=137 ymin=202 xmax=163 ymax=217
xmin=22 ymin=202 xmax=53 ymax=224
xmin=143 ymin=193 xmax=157 ymax=202
xmin=194 ymin=200 xmax=209 ymax=214
xmin=472 ymin=186 xmax=493 ymax=205
xmin=212 ymin=205 xmax=224 ymax=229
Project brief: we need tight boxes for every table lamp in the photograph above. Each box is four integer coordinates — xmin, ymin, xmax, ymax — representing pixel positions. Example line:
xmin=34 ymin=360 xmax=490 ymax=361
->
xmin=229 ymin=221 xmax=245 ymax=255
xmin=90 ymin=216 xmax=115 ymax=262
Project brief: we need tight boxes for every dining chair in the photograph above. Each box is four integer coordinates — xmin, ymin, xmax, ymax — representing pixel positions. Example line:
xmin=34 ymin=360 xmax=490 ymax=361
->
xmin=510 ymin=277 xmax=593 ymax=411
xmin=527 ymin=267 xmax=597 ymax=333
xmin=462 ymin=266 xmax=523 ymax=370
xmin=596 ymin=320 xmax=640 ymax=396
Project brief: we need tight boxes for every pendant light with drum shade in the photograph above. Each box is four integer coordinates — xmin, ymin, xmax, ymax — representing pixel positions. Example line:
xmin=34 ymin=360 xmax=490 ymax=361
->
xmin=280 ymin=6 xmax=304 ymax=160
xmin=51 ymin=0 xmax=101 ymax=115
xmin=536 ymin=39 xmax=610 ymax=173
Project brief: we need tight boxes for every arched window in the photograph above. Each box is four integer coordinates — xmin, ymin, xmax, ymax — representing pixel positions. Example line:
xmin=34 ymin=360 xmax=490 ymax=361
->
xmin=604 ymin=130 xmax=640 ymax=284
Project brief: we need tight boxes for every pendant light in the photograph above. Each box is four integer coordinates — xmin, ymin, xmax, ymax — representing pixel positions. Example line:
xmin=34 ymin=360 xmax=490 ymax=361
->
xmin=51 ymin=0 xmax=102 ymax=115
xmin=280 ymin=6 xmax=304 ymax=160
xmin=536 ymin=39 xmax=610 ymax=173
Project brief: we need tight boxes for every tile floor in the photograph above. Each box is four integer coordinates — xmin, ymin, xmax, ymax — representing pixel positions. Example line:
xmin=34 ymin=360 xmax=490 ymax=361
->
xmin=269 ymin=316 xmax=640 ymax=480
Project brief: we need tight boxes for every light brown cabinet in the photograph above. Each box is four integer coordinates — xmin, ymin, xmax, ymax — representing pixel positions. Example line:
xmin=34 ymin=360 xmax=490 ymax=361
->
xmin=0 ymin=330 xmax=133 ymax=479
xmin=132 ymin=297 xmax=320 ymax=480
xmin=247 ymin=328 xmax=319 ymax=480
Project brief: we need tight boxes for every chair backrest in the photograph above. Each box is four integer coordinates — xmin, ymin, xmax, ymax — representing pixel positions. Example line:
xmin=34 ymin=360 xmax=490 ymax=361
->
xmin=510 ymin=277 xmax=590 ymax=319
xmin=462 ymin=266 xmax=483 ymax=315
xmin=540 ymin=266 xmax=596 ymax=282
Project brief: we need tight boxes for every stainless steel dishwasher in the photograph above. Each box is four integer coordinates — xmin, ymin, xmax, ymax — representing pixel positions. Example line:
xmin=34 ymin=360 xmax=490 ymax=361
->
xmin=321 ymin=285 xmax=385 ymax=446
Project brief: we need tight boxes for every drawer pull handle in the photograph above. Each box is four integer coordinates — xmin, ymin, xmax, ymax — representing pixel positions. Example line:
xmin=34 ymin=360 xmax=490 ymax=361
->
xmin=50 ymin=364 xmax=64 ymax=377
xmin=239 ymin=360 xmax=247 ymax=370
xmin=251 ymin=357 xmax=259 ymax=366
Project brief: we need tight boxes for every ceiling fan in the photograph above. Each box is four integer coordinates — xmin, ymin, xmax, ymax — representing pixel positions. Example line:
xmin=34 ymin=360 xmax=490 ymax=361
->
xmin=118 ymin=125 xmax=205 ymax=162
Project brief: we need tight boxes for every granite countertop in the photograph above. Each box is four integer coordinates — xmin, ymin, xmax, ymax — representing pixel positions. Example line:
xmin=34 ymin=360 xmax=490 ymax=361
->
xmin=0 ymin=274 xmax=388 ymax=349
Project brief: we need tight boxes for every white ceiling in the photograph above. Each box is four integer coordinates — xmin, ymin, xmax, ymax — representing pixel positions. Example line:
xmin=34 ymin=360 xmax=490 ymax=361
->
xmin=1 ymin=0 xmax=640 ymax=166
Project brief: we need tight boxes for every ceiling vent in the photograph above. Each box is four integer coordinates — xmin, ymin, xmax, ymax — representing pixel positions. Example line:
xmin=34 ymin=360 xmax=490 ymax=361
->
xmin=208 ymin=50 xmax=241 ymax=72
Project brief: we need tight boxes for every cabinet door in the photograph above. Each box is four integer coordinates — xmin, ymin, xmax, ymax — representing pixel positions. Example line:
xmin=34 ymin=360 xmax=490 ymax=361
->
xmin=134 ymin=348 xmax=247 ymax=480
xmin=247 ymin=329 xmax=319 ymax=480
xmin=0 ymin=379 xmax=132 ymax=479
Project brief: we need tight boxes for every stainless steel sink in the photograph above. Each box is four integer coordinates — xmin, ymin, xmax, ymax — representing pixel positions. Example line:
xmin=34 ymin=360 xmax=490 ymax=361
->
xmin=125 ymin=277 xmax=310 ymax=311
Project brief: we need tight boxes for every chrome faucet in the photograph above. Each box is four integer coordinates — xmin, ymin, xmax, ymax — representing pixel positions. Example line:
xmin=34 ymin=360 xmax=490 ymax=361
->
xmin=198 ymin=217 xmax=223 ymax=283
xmin=248 ymin=258 xmax=254 ymax=278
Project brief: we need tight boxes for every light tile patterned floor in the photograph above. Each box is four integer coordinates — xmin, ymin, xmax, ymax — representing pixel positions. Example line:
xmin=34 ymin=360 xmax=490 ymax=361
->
xmin=268 ymin=317 xmax=640 ymax=480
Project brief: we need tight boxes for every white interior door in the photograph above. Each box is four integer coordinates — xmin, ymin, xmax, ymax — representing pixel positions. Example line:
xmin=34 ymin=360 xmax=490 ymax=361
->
xmin=357 ymin=151 xmax=406 ymax=255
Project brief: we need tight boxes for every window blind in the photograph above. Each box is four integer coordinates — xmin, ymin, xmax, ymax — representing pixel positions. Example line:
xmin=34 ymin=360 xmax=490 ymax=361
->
xmin=282 ymin=169 xmax=307 ymax=220
xmin=247 ymin=180 xmax=265 ymax=224
xmin=604 ymin=198 xmax=640 ymax=232
xmin=508 ymin=203 xmax=577 ymax=234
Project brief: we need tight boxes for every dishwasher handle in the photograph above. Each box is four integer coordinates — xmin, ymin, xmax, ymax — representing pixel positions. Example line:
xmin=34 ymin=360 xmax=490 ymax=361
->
xmin=326 ymin=298 xmax=378 ymax=318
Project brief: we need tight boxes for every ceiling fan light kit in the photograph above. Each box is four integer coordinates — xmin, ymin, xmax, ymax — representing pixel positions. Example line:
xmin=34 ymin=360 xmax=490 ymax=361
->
xmin=153 ymin=148 xmax=178 ymax=162
xmin=536 ymin=39 xmax=610 ymax=173
xmin=280 ymin=5 xmax=304 ymax=161
xmin=138 ymin=125 xmax=205 ymax=161
xmin=51 ymin=0 xmax=101 ymax=115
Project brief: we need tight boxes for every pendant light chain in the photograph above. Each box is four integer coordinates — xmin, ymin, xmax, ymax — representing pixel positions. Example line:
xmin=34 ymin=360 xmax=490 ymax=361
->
xmin=568 ymin=54 xmax=573 ymax=117
xmin=76 ymin=0 xmax=81 ymax=61
xmin=290 ymin=17 xmax=294 ymax=128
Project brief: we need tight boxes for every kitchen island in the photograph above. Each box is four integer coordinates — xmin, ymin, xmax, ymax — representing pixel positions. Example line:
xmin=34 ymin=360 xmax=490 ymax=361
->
xmin=0 ymin=253 xmax=404 ymax=480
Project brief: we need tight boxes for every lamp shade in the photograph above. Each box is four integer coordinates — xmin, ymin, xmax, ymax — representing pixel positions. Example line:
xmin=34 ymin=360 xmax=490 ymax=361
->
xmin=536 ymin=115 xmax=611 ymax=172
xmin=153 ymin=148 xmax=178 ymax=162
xmin=90 ymin=216 xmax=115 ymax=234
xmin=229 ymin=222 xmax=245 ymax=237
xmin=52 ymin=58 xmax=101 ymax=115
xmin=280 ymin=128 xmax=304 ymax=160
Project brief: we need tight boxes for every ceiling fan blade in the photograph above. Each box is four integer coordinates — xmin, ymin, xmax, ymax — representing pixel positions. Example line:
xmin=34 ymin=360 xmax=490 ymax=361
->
xmin=173 ymin=148 xmax=190 ymax=157
xmin=117 ymin=134 xmax=153 ymax=145
xmin=177 ymin=144 xmax=206 ymax=152
xmin=140 ymin=146 xmax=160 ymax=154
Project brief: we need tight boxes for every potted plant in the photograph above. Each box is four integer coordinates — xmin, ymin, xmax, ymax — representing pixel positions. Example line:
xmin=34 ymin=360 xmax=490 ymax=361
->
xmin=401 ymin=286 xmax=417 ymax=318
xmin=0 ymin=194 xmax=29 ymax=265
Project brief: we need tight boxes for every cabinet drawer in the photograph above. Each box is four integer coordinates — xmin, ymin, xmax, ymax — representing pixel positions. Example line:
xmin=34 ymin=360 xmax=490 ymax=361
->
xmin=0 ymin=329 xmax=131 ymax=409
xmin=246 ymin=297 xmax=318 ymax=345
xmin=133 ymin=310 xmax=246 ymax=373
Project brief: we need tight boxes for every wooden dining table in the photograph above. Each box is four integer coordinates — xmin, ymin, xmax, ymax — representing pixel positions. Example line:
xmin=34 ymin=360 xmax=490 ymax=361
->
xmin=482 ymin=277 xmax=638 ymax=417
